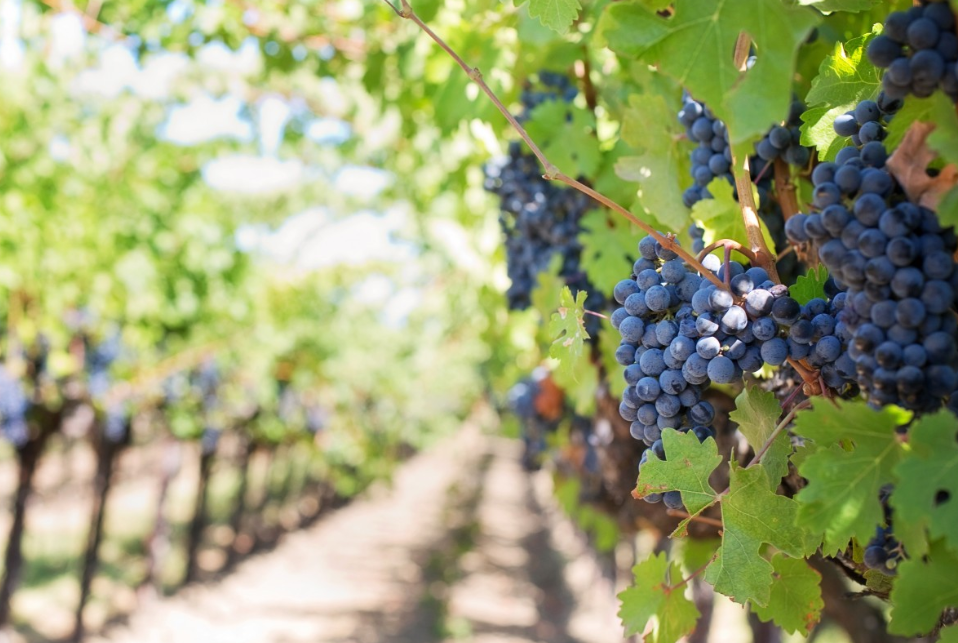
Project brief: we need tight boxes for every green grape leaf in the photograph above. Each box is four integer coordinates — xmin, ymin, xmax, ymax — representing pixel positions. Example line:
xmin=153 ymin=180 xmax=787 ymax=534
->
xmin=617 ymin=552 xmax=700 ymax=641
xmin=691 ymin=179 xmax=776 ymax=256
xmin=864 ymin=569 xmax=895 ymax=596
xmin=884 ymin=95 xmax=938 ymax=152
xmin=594 ymin=2 xmax=669 ymax=58
xmin=892 ymin=411 xmax=958 ymax=553
xmin=615 ymin=0 xmax=818 ymax=144
xmin=925 ymin=96 xmax=958 ymax=166
xmin=678 ymin=537 xmax=722 ymax=575
xmin=615 ymin=93 xmax=690 ymax=231
xmin=525 ymin=101 xmax=601 ymax=178
xmin=579 ymin=210 xmax=638 ymax=296
xmin=729 ymin=384 xmax=790 ymax=487
xmin=789 ymin=265 xmax=829 ymax=305
xmin=521 ymin=0 xmax=582 ymax=35
xmin=636 ymin=0 xmax=672 ymax=10
xmin=798 ymin=0 xmax=881 ymax=11
xmin=889 ymin=540 xmax=958 ymax=636
xmin=800 ymin=105 xmax=853 ymax=161
xmin=941 ymin=186 xmax=958 ymax=231
xmin=940 ymin=625 xmax=958 ymax=643
xmin=635 ymin=428 xmax=721 ymax=515
xmin=594 ymin=140 xmax=649 ymax=208
xmin=884 ymin=92 xmax=958 ymax=166
xmin=547 ymin=286 xmax=598 ymax=415
xmin=548 ymin=287 xmax=589 ymax=375
xmin=793 ymin=400 xmax=908 ymax=554
xmin=532 ymin=255 xmax=566 ymax=341
xmin=801 ymin=30 xmax=881 ymax=160
xmin=752 ymin=555 xmax=824 ymax=636
xmin=706 ymin=463 xmax=814 ymax=606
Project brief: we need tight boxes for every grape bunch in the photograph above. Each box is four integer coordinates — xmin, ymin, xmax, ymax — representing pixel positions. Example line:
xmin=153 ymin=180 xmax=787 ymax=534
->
xmin=867 ymin=0 xmax=958 ymax=102
xmin=830 ymin=95 xmax=902 ymax=147
xmin=193 ymin=359 xmax=220 ymax=412
xmin=507 ymin=371 xmax=562 ymax=471
xmin=678 ymin=95 xmax=803 ymax=282
xmin=200 ymin=426 xmax=221 ymax=455
xmin=678 ymin=94 xmax=811 ymax=209
xmin=484 ymin=75 xmax=606 ymax=323
xmin=614 ymin=232 xmax=859 ymax=507
xmin=864 ymin=525 xmax=903 ymax=575
xmin=785 ymin=104 xmax=958 ymax=412
xmin=103 ymin=403 xmax=131 ymax=444
xmin=863 ymin=487 xmax=903 ymax=576
xmin=85 ymin=333 xmax=122 ymax=399
xmin=678 ymin=94 xmax=733 ymax=209
xmin=518 ymin=71 xmax=578 ymax=114
xmin=753 ymin=98 xmax=812 ymax=167
xmin=0 ymin=366 xmax=30 ymax=448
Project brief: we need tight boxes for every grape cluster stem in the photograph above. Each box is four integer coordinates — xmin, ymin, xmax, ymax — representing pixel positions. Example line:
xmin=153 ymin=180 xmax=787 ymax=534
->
xmin=731 ymin=32 xmax=781 ymax=284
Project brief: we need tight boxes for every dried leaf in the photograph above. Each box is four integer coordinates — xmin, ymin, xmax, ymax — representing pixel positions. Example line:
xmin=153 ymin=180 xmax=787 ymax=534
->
xmin=886 ymin=122 xmax=958 ymax=211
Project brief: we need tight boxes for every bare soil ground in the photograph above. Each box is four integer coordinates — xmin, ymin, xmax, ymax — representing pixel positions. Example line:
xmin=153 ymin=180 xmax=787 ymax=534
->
xmin=86 ymin=423 xmax=627 ymax=643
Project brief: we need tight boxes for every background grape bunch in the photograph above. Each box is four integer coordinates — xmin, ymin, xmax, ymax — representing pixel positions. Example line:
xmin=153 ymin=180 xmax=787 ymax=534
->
xmin=483 ymin=73 xmax=605 ymax=326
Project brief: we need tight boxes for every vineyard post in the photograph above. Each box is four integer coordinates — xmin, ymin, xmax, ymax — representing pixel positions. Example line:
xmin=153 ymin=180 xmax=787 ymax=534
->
xmin=71 ymin=421 xmax=124 ymax=643
xmin=142 ymin=436 xmax=180 ymax=597
xmin=227 ymin=423 xmax=257 ymax=568
xmin=183 ymin=440 xmax=217 ymax=584
xmin=0 ymin=409 xmax=60 ymax=628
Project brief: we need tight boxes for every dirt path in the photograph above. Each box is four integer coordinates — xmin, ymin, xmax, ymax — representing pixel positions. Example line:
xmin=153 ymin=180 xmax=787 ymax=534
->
xmin=90 ymin=424 xmax=626 ymax=643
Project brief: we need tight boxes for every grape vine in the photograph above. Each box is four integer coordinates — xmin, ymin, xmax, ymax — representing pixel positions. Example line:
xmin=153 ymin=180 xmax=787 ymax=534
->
xmin=385 ymin=0 xmax=958 ymax=639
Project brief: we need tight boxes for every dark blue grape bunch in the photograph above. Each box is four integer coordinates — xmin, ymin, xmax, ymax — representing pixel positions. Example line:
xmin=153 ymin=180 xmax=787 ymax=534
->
xmin=688 ymin=224 xmax=706 ymax=254
xmin=103 ymin=403 xmax=131 ymax=444
xmin=868 ymin=1 xmax=958 ymax=102
xmin=507 ymin=371 xmax=561 ymax=471
xmin=678 ymin=94 xmax=732 ymax=209
xmin=754 ymin=98 xmax=811 ymax=168
xmin=616 ymin=234 xmax=858 ymax=508
xmin=831 ymin=96 xmax=902 ymax=148
xmin=0 ymin=366 xmax=30 ymax=448
xmin=192 ymin=359 xmax=220 ymax=412
xmin=679 ymin=94 xmax=813 ymax=209
xmin=485 ymin=74 xmax=607 ymax=319
xmin=306 ymin=404 xmax=328 ymax=434
xmin=678 ymin=95 xmax=804 ymax=283
xmin=86 ymin=332 xmax=122 ymax=400
xmin=863 ymin=486 xmax=903 ymax=576
xmin=519 ymin=70 xmax=578 ymax=115
xmin=200 ymin=426 xmax=221 ymax=455
xmin=785 ymin=136 xmax=958 ymax=412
